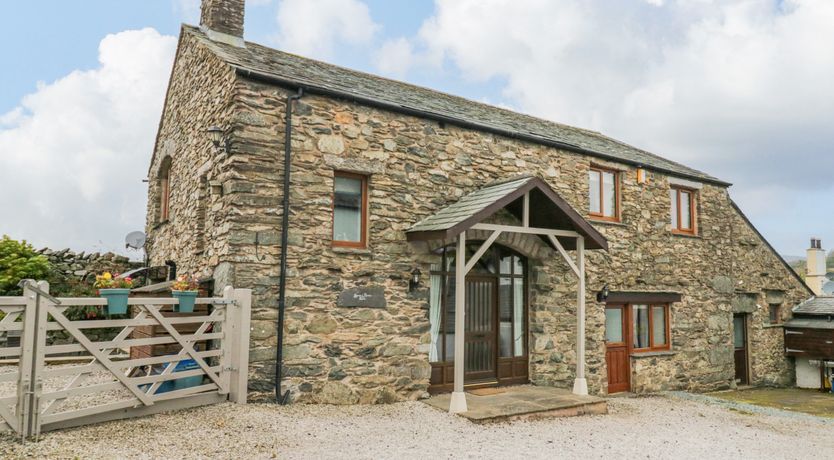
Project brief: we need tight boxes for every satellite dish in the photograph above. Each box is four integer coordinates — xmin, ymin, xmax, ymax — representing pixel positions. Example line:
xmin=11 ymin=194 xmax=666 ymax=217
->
xmin=125 ymin=231 xmax=147 ymax=250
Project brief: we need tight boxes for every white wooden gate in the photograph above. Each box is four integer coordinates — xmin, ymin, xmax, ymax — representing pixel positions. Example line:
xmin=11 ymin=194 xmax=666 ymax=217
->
xmin=0 ymin=280 xmax=251 ymax=439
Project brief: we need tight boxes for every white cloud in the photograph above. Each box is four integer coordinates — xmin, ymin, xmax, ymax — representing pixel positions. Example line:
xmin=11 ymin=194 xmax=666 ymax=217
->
xmin=0 ymin=28 xmax=177 ymax=255
xmin=272 ymin=0 xmax=379 ymax=59
xmin=376 ymin=0 xmax=834 ymax=254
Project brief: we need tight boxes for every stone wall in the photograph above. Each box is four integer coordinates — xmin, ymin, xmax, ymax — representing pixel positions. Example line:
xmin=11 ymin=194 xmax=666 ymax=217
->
xmin=146 ymin=32 xmax=811 ymax=403
xmin=39 ymin=248 xmax=140 ymax=287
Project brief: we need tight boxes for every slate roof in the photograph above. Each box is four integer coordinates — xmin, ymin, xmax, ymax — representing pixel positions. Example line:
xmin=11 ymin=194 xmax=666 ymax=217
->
xmin=783 ymin=317 xmax=834 ymax=330
xmin=184 ymin=25 xmax=727 ymax=186
xmin=793 ymin=296 xmax=834 ymax=316
xmin=405 ymin=175 xmax=608 ymax=250
xmin=408 ymin=176 xmax=532 ymax=233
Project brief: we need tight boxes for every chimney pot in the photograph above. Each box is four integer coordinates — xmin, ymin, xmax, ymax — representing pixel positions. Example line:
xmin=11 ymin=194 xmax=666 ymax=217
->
xmin=200 ymin=0 xmax=245 ymax=39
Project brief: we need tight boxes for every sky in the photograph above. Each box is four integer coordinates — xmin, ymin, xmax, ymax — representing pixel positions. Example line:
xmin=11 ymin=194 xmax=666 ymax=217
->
xmin=1 ymin=0 xmax=833 ymax=259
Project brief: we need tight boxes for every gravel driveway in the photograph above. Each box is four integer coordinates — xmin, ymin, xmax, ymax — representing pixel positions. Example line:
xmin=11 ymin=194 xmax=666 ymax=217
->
xmin=1 ymin=394 xmax=831 ymax=459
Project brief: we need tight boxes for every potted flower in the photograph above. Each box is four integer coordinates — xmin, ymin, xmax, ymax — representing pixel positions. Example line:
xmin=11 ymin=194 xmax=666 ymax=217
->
xmin=94 ymin=272 xmax=134 ymax=315
xmin=171 ymin=275 xmax=199 ymax=313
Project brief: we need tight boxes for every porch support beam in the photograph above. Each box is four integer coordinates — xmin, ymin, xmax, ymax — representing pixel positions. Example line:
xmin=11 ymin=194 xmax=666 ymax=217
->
xmin=464 ymin=230 xmax=501 ymax=275
xmin=522 ymin=192 xmax=530 ymax=227
xmin=546 ymin=234 xmax=579 ymax=277
xmin=449 ymin=231 xmax=468 ymax=413
xmin=471 ymin=223 xmax=580 ymax=238
xmin=572 ymin=236 xmax=588 ymax=396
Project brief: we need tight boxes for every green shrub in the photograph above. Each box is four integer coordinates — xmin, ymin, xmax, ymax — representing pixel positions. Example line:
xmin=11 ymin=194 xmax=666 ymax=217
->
xmin=0 ymin=235 xmax=51 ymax=295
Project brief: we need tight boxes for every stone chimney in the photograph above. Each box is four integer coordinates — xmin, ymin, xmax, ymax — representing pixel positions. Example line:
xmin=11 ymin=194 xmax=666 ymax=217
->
xmin=806 ymin=237 xmax=826 ymax=296
xmin=200 ymin=0 xmax=245 ymax=46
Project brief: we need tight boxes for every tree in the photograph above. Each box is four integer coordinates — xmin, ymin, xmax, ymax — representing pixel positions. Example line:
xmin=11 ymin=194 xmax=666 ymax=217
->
xmin=0 ymin=235 xmax=50 ymax=295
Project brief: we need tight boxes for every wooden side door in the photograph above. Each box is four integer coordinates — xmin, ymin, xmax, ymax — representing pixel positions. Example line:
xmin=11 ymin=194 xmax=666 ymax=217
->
xmin=733 ymin=314 xmax=749 ymax=385
xmin=605 ymin=305 xmax=630 ymax=393
xmin=464 ymin=277 xmax=497 ymax=383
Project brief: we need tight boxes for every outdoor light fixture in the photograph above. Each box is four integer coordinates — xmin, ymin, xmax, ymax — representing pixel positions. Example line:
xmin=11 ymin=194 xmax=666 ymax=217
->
xmin=207 ymin=126 xmax=229 ymax=153
xmin=409 ymin=268 xmax=422 ymax=292
xmin=596 ymin=284 xmax=610 ymax=302
xmin=636 ymin=167 xmax=647 ymax=184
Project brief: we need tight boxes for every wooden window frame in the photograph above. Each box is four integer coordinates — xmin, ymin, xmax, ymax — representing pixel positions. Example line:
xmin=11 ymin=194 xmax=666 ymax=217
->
xmin=768 ymin=304 xmax=781 ymax=324
xmin=158 ymin=158 xmax=172 ymax=223
xmin=588 ymin=166 xmax=620 ymax=222
xmin=628 ymin=303 xmax=671 ymax=353
xmin=670 ymin=186 xmax=696 ymax=235
xmin=332 ymin=171 xmax=368 ymax=248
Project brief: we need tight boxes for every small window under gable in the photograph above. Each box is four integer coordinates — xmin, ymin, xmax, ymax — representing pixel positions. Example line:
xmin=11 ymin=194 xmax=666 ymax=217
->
xmin=158 ymin=157 xmax=172 ymax=223
xmin=670 ymin=186 xmax=696 ymax=234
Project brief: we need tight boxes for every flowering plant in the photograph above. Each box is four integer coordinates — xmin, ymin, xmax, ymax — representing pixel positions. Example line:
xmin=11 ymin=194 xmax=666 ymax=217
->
xmin=93 ymin=272 xmax=134 ymax=289
xmin=171 ymin=275 xmax=199 ymax=292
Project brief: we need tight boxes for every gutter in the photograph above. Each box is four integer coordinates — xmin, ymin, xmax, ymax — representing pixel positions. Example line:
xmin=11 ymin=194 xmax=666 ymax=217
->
xmin=234 ymin=66 xmax=731 ymax=188
xmin=276 ymin=87 xmax=304 ymax=404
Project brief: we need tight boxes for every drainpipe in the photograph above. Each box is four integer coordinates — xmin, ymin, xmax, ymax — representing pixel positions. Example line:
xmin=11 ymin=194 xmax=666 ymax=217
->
xmin=276 ymin=88 xmax=303 ymax=404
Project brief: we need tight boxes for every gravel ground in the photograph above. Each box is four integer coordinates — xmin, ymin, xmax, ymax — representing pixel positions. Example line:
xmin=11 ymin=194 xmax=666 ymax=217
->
xmin=1 ymin=394 xmax=832 ymax=459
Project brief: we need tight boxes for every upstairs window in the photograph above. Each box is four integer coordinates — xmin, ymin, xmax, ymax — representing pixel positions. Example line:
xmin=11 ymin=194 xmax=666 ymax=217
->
xmin=670 ymin=186 xmax=695 ymax=234
xmin=769 ymin=304 xmax=781 ymax=324
xmin=158 ymin=157 xmax=172 ymax=223
xmin=333 ymin=171 xmax=367 ymax=247
xmin=589 ymin=166 xmax=619 ymax=221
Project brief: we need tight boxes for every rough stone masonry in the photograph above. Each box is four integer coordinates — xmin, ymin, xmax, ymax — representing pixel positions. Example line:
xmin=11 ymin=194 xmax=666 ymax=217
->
xmin=144 ymin=23 xmax=811 ymax=404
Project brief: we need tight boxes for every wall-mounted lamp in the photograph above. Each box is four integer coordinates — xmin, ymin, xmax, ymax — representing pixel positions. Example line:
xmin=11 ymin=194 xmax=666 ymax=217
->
xmin=409 ymin=268 xmax=422 ymax=292
xmin=207 ymin=126 xmax=230 ymax=153
xmin=596 ymin=284 xmax=610 ymax=303
xmin=636 ymin=167 xmax=647 ymax=184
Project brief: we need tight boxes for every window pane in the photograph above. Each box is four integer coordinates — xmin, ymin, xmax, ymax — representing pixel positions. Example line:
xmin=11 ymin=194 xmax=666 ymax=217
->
xmin=429 ymin=273 xmax=442 ymax=362
xmin=333 ymin=176 xmax=363 ymax=242
xmin=633 ymin=305 xmax=650 ymax=349
xmin=513 ymin=255 xmax=524 ymax=276
xmin=589 ymin=170 xmax=601 ymax=213
xmin=444 ymin=275 xmax=456 ymax=362
xmin=680 ymin=191 xmax=691 ymax=229
xmin=769 ymin=304 xmax=780 ymax=323
xmin=513 ymin=279 xmax=525 ymax=356
xmin=499 ymin=253 xmax=512 ymax=275
xmin=605 ymin=308 xmax=623 ymax=343
xmin=669 ymin=189 xmax=678 ymax=228
xmin=652 ymin=306 xmax=667 ymax=347
xmin=733 ymin=316 xmax=745 ymax=348
xmin=602 ymin=171 xmax=616 ymax=217
xmin=499 ymin=278 xmax=513 ymax=357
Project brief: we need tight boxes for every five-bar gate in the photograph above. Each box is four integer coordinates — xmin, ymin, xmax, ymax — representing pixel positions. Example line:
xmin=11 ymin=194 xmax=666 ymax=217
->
xmin=0 ymin=280 xmax=251 ymax=439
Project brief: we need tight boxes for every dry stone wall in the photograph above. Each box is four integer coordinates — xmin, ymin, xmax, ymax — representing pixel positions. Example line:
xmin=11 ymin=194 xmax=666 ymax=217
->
xmin=146 ymin=35 xmax=811 ymax=403
xmin=39 ymin=248 xmax=139 ymax=284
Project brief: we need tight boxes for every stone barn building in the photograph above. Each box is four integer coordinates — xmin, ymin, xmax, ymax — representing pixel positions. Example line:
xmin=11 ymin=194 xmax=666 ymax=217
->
xmin=144 ymin=0 xmax=812 ymax=406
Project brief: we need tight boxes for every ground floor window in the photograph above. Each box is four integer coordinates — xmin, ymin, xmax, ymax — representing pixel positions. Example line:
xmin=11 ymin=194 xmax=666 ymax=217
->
xmin=606 ymin=303 xmax=671 ymax=352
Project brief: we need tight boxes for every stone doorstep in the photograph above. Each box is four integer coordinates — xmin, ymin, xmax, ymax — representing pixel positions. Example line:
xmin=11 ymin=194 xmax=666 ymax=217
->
xmin=422 ymin=385 xmax=608 ymax=423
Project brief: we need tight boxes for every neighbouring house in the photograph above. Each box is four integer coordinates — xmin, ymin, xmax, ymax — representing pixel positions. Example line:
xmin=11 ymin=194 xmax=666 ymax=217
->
xmin=785 ymin=238 xmax=834 ymax=391
xmin=144 ymin=0 xmax=813 ymax=406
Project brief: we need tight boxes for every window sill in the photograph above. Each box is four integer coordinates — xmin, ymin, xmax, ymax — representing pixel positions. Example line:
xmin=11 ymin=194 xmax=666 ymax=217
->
xmin=631 ymin=350 xmax=677 ymax=358
xmin=588 ymin=218 xmax=626 ymax=227
xmin=671 ymin=231 xmax=700 ymax=239
xmin=332 ymin=246 xmax=372 ymax=256
xmin=152 ymin=220 xmax=170 ymax=230
xmin=763 ymin=323 xmax=784 ymax=329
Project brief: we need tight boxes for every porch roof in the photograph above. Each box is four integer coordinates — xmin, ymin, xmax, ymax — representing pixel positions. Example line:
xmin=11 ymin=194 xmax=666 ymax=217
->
xmin=405 ymin=175 xmax=608 ymax=250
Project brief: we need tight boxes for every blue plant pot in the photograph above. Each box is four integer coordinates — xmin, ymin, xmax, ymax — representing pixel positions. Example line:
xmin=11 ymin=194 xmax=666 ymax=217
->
xmin=172 ymin=290 xmax=198 ymax=313
xmin=99 ymin=288 xmax=130 ymax=315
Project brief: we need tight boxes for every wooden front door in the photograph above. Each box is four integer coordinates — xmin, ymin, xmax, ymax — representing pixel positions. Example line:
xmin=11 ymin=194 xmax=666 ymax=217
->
xmin=464 ymin=277 xmax=497 ymax=382
xmin=733 ymin=314 xmax=749 ymax=385
xmin=605 ymin=305 xmax=630 ymax=393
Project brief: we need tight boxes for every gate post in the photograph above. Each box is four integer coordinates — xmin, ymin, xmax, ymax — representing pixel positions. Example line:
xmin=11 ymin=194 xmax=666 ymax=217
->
xmin=225 ymin=287 xmax=251 ymax=404
xmin=17 ymin=280 xmax=48 ymax=439
xmin=17 ymin=280 xmax=37 ymax=439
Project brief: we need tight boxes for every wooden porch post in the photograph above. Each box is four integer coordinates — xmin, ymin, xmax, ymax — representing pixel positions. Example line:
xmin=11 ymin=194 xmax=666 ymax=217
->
xmin=572 ymin=236 xmax=588 ymax=395
xmin=449 ymin=232 xmax=468 ymax=413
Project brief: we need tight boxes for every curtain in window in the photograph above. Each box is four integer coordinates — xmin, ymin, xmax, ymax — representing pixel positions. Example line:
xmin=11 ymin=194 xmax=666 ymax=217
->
xmin=429 ymin=270 xmax=442 ymax=362
xmin=513 ymin=279 xmax=524 ymax=356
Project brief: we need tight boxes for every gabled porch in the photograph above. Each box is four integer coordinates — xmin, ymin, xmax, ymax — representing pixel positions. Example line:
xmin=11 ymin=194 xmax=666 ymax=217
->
xmin=407 ymin=175 xmax=608 ymax=413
